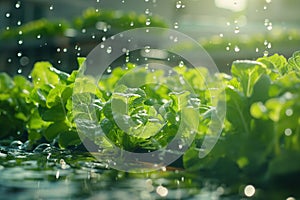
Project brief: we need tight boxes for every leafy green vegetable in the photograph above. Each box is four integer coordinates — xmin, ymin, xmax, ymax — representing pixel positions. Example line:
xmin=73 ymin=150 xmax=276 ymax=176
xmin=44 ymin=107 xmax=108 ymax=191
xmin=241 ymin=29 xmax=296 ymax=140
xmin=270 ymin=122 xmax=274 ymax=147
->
xmin=0 ymin=51 xmax=299 ymax=190
xmin=183 ymin=52 xmax=300 ymax=186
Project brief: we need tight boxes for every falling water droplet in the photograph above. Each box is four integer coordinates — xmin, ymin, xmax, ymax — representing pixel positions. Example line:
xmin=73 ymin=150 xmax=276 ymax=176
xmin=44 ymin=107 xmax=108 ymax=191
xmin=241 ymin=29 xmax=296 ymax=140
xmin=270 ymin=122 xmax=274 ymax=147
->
xmin=49 ymin=5 xmax=54 ymax=10
xmin=244 ymin=185 xmax=255 ymax=197
xmin=145 ymin=18 xmax=151 ymax=26
xmin=263 ymin=51 xmax=269 ymax=56
xmin=234 ymin=27 xmax=240 ymax=34
xmin=18 ymin=40 xmax=23 ymax=45
xmin=17 ymin=69 xmax=22 ymax=74
xmin=145 ymin=8 xmax=150 ymax=15
xmin=255 ymin=48 xmax=259 ymax=52
xmin=156 ymin=186 xmax=168 ymax=197
xmin=267 ymin=43 xmax=272 ymax=49
xmin=37 ymin=34 xmax=41 ymax=39
xmin=106 ymin=66 xmax=112 ymax=73
xmin=219 ymin=33 xmax=224 ymax=37
xmin=17 ymin=21 xmax=22 ymax=26
xmin=267 ymin=23 xmax=273 ymax=31
xmin=234 ymin=46 xmax=240 ymax=52
xmin=106 ymin=46 xmax=112 ymax=54
xmin=285 ymin=128 xmax=292 ymax=136
xmin=5 ymin=13 xmax=10 ymax=18
xmin=63 ymin=48 xmax=67 ymax=52
xmin=179 ymin=61 xmax=184 ymax=67
xmin=174 ymin=22 xmax=179 ymax=29
xmin=15 ymin=1 xmax=21 ymax=9
xmin=266 ymin=0 xmax=272 ymax=3
xmin=176 ymin=1 xmax=182 ymax=8
xmin=82 ymin=29 xmax=86 ymax=33
xmin=130 ymin=21 xmax=134 ymax=26
xmin=144 ymin=46 xmax=151 ymax=53
xmin=17 ymin=52 xmax=22 ymax=57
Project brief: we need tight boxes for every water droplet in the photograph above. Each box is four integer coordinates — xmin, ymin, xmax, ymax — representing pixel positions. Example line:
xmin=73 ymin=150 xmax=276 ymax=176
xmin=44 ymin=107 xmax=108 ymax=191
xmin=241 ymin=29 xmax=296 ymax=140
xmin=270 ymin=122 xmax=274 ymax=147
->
xmin=178 ymin=144 xmax=183 ymax=149
xmin=56 ymin=170 xmax=60 ymax=179
xmin=8 ymin=58 xmax=12 ymax=63
xmin=234 ymin=26 xmax=240 ymax=34
xmin=263 ymin=51 xmax=269 ymax=56
xmin=102 ymin=36 xmax=106 ymax=41
xmin=5 ymin=13 xmax=10 ymax=18
xmin=156 ymin=185 xmax=168 ymax=197
xmin=144 ymin=46 xmax=151 ymax=53
xmin=255 ymin=48 xmax=259 ymax=52
xmin=92 ymin=35 xmax=95 ymax=39
xmin=145 ymin=8 xmax=150 ymax=15
xmin=57 ymin=48 xmax=61 ymax=52
xmin=179 ymin=61 xmax=184 ymax=67
xmin=49 ymin=5 xmax=54 ymax=10
xmin=287 ymin=197 xmax=296 ymax=200
xmin=285 ymin=128 xmax=292 ymax=136
xmin=244 ymin=185 xmax=255 ymax=197
xmin=267 ymin=23 xmax=273 ymax=31
xmin=219 ymin=33 xmax=224 ymax=37
xmin=130 ymin=21 xmax=134 ymax=27
xmin=145 ymin=19 xmax=151 ymax=26
xmin=17 ymin=21 xmax=21 ymax=26
xmin=18 ymin=40 xmax=23 ymax=45
xmin=267 ymin=43 xmax=272 ymax=49
xmin=17 ymin=69 xmax=22 ymax=74
xmin=263 ymin=6 xmax=267 ymax=10
xmin=37 ymin=34 xmax=41 ymax=39
xmin=285 ymin=109 xmax=293 ymax=116
xmin=100 ymin=44 xmax=105 ymax=48
xmin=58 ymin=60 xmax=61 ymax=64
xmin=15 ymin=1 xmax=21 ymax=9
xmin=20 ymin=56 xmax=29 ymax=66
xmin=107 ymin=66 xmax=112 ymax=73
xmin=106 ymin=46 xmax=112 ymax=54
xmin=82 ymin=29 xmax=86 ymax=33
xmin=17 ymin=52 xmax=22 ymax=57
xmin=174 ymin=22 xmax=179 ymax=29
xmin=226 ymin=46 xmax=230 ymax=51
xmin=266 ymin=0 xmax=271 ymax=3
xmin=234 ymin=46 xmax=240 ymax=52
xmin=176 ymin=1 xmax=182 ymax=9
xmin=63 ymin=48 xmax=67 ymax=53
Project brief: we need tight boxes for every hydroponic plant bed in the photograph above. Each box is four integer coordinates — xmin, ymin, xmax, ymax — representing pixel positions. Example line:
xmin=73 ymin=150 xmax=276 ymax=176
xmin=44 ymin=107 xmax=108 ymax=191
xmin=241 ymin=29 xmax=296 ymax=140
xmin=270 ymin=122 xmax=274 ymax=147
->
xmin=0 ymin=51 xmax=300 ymax=199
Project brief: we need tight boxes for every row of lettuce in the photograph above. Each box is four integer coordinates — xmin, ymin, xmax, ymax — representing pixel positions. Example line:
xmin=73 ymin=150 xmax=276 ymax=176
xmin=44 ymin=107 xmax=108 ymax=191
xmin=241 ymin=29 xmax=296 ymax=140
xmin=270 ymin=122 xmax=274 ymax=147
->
xmin=0 ymin=8 xmax=167 ymax=40
xmin=0 ymin=51 xmax=300 ymax=185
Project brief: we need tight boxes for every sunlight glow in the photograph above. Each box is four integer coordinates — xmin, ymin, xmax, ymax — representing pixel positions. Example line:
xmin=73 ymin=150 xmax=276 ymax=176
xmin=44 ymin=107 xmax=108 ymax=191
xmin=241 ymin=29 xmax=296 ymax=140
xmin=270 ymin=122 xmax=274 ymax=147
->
xmin=214 ymin=0 xmax=248 ymax=12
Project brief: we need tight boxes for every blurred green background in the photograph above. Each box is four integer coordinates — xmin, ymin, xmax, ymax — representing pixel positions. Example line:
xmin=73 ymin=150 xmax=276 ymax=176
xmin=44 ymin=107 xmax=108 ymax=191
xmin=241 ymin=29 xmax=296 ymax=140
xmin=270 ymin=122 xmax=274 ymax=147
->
xmin=1 ymin=0 xmax=300 ymax=74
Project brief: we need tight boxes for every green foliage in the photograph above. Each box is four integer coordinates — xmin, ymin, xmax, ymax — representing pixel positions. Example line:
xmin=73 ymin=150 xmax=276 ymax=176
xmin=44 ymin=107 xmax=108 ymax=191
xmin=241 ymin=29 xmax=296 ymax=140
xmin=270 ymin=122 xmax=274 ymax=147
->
xmin=0 ymin=9 xmax=167 ymax=40
xmin=0 ymin=51 xmax=299 ymax=187
xmin=183 ymin=51 xmax=300 ymax=185
xmin=73 ymin=8 xmax=167 ymax=30
xmin=0 ymin=19 xmax=68 ymax=39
